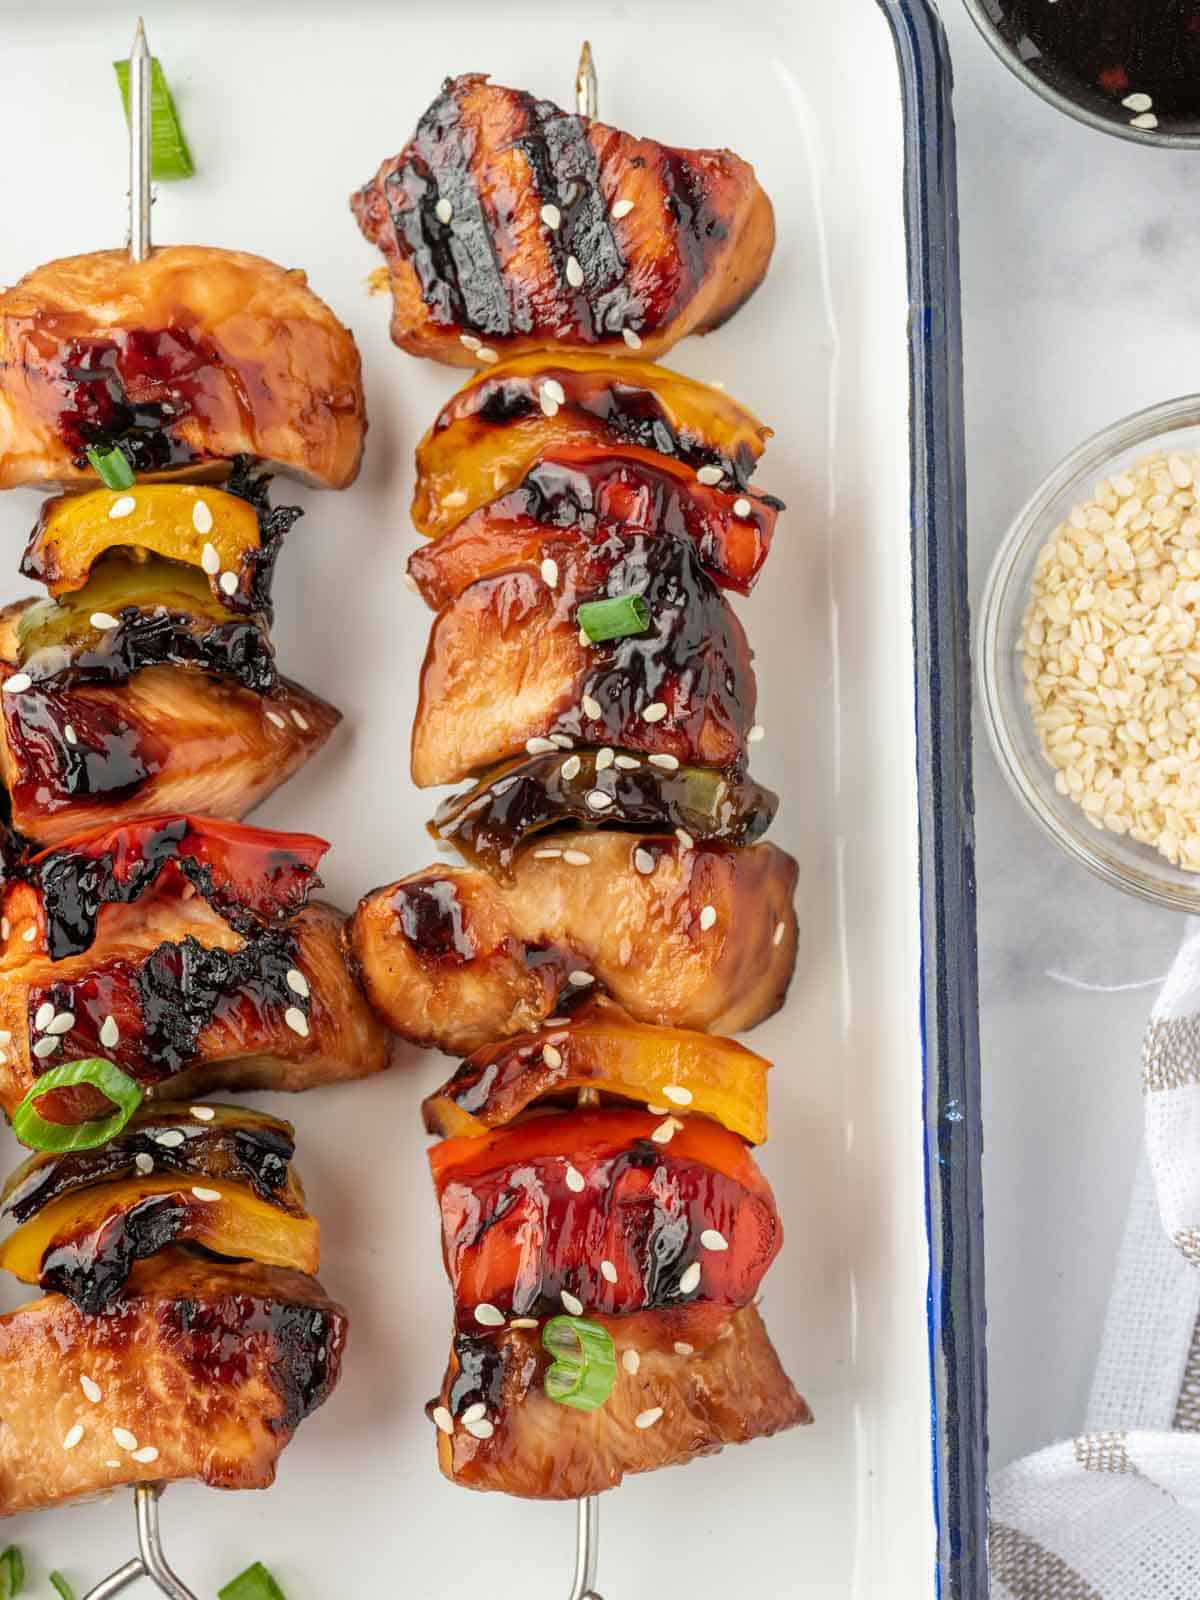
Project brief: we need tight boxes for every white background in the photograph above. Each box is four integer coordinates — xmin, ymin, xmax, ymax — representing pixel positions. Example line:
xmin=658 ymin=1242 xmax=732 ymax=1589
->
xmin=0 ymin=1 xmax=938 ymax=1596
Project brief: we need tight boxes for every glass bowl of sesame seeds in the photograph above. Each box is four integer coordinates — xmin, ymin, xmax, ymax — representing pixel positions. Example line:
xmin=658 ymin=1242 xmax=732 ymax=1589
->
xmin=979 ymin=394 xmax=1200 ymax=911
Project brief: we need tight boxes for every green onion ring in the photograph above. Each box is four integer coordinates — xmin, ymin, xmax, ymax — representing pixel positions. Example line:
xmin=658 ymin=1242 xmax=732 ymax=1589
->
xmin=11 ymin=1059 xmax=144 ymax=1153
xmin=48 ymin=1574 xmax=73 ymax=1600
xmin=577 ymin=594 xmax=651 ymax=644
xmin=84 ymin=445 xmax=135 ymax=492
xmin=218 ymin=1561 xmax=287 ymax=1600
xmin=541 ymin=1314 xmax=617 ymax=1411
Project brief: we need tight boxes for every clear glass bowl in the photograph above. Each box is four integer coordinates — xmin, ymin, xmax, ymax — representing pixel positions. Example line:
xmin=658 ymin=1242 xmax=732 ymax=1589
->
xmin=979 ymin=395 xmax=1200 ymax=912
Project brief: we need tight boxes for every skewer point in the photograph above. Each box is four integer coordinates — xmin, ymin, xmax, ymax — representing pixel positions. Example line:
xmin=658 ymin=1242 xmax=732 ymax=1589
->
xmin=576 ymin=41 xmax=597 ymax=121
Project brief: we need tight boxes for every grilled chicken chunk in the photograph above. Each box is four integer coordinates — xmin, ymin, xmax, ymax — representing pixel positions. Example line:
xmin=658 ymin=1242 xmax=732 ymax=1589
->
xmin=412 ymin=354 xmax=774 ymax=541
xmin=431 ymin=1303 xmax=809 ymax=1499
xmin=0 ymin=247 xmax=366 ymax=490
xmin=0 ymin=1250 xmax=346 ymax=1516
xmin=0 ymin=601 xmax=339 ymax=846
xmin=352 ymin=74 xmax=775 ymax=367
xmin=412 ymin=528 xmax=756 ymax=785
xmin=348 ymin=834 xmax=798 ymax=1054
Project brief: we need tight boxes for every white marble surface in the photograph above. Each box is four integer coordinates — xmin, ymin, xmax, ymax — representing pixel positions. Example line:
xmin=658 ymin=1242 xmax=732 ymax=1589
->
xmin=941 ymin=4 xmax=1198 ymax=1471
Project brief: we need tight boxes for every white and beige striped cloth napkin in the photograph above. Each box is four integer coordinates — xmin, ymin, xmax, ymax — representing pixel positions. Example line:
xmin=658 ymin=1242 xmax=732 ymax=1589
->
xmin=990 ymin=922 xmax=1200 ymax=1599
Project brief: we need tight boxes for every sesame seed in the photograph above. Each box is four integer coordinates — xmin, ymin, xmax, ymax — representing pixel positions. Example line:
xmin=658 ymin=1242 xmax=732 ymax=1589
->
xmin=540 ymin=203 xmax=562 ymax=230
xmin=526 ymin=736 xmax=557 ymax=754
xmin=622 ymin=1349 xmax=640 ymax=1375
xmin=108 ymin=495 xmax=136 ymax=520
xmin=81 ymin=1376 xmax=102 ymax=1403
xmin=459 ymin=333 xmax=482 ymax=352
xmin=510 ymin=1318 xmax=539 ymax=1329
xmin=560 ymin=754 xmax=582 ymax=781
xmin=541 ymin=557 xmax=559 ymax=587
xmin=679 ymin=1262 xmax=702 ymax=1294
xmin=543 ymin=1045 xmax=563 ymax=1068
xmin=105 ymin=1460 xmax=121 ymax=1469
xmin=461 ymin=1403 xmax=487 ymax=1424
xmin=642 ymin=702 xmax=668 ymax=723
xmin=191 ymin=1187 xmax=221 ymax=1202
xmin=287 ymin=968 xmax=310 ymax=999
xmin=622 ymin=328 xmax=642 ymax=350
xmin=99 ymin=1015 xmax=120 ymax=1048
xmin=48 ymin=1011 xmax=75 ymax=1035
xmin=595 ymin=748 xmax=614 ymax=771
xmin=568 ymin=970 xmax=594 ymax=986
xmin=435 ymin=196 xmax=453 ymax=224
xmin=539 ymin=389 xmax=560 ymax=419
xmin=675 ymin=830 xmax=695 ymax=852
xmin=1123 ymin=92 xmax=1153 ymax=112
xmin=663 ymin=1084 xmax=693 ymax=1106
xmin=433 ymin=1405 xmax=454 ymax=1434
xmin=134 ymin=1153 xmax=154 ymax=1175
xmin=773 ymin=920 xmax=787 ymax=947
xmin=477 ymin=347 xmax=499 ymax=364
xmin=533 ymin=848 xmax=563 ymax=859
xmin=62 ymin=1424 xmax=84 ymax=1450
xmin=112 ymin=1427 xmax=138 ymax=1452
xmin=566 ymin=255 xmax=584 ymax=288
xmin=464 ymin=1417 xmax=495 ymax=1440
xmin=190 ymin=1106 xmax=214 ymax=1124
xmin=550 ymin=734 xmax=573 ymax=749
xmin=696 ymin=465 xmax=723 ymax=486
xmin=200 ymin=542 xmax=221 ymax=575
xmin=475 ymin=1303 xmax=505 ymax=1327
xmin=32 ymin=1036 xmax=60 ymax=1059
xmin=64 ymin=725 xmax=78 ymax=746
xmin=266 ymin=710 xmax=287 ymax=729
xmin=747 ymin=724 xmax=765 ymax=743
xmin=154 ymin=1130 xmax=185 ymax=1149
xmin=4 ymin=674 xmax=32 ymax=695
xmin=674 ymin=1342 xmax=694 ymax=1356
xmin=131 ymin=1445 xmax=159 ymax=1464
xmin=635 ymin=1407 xmax=663 ymax=1430
xmin=701 ymin=1229 xmax=729 ymax=1252
xmin=611 ymin=198 xmax=635 ymax=219
xmin=192 ymin=499 xmax=213 ymax=535
xmin=34 ymin=1001 xmax=55 ymax=1032
xmin=291 ymin=709 xmax=309 ymax=731
xmin=651 ymin=1117 xmax=681 ymax=1145
xmin=615 ymin=755 xmax=640 ymax=770
xmin=581 ymin=694 xmax=602 ymax=719
xmin=563 ymin=850 xmax=591 ymax=866
xmin=443 ymin=489 xmax=468 ymax=508
xmin=732 ymin=497 xmax=752 ymax=518
xmin=219 ymin=571 xmax=238 ymax=596
xmin=561 ymin=1290 xmax=584 ymax=1316
xmin=634 ymin=848 xmax=655 ymax=875
xmin=600 ymin=1260 xmax=618 ymax=1283
xmin=543 ymin=379 xmax=566 ymax=406
xmin=284 ymin=1006 xmax=310 ymax=1038
xmin=649 ymin=752 xmax=679 ymax=771
xmin=646 ymin=1103 xmax=668 ymax=1115
xmin=586 ymin=790 xmax=613 ymax=812
xmin=565 ymin=1165 xmax=585 ymax=1192
xmin=21 ymin=927 xmax=35 ymax=944
xmin=1130 ymin=112 xmax=1159 ymax=130
xmin=699 ymin=905 xmax=718 ymax=931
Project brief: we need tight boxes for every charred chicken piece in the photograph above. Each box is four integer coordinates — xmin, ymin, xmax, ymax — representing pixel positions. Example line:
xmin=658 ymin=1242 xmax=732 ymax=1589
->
xmin=422 ymin=994 xmax=769 ymax=1144
xmin=0 ymin=1249 xmax=346 ymax=1516
xmin=23 ymin=468 xmax=301 ymax=619
xmin=412 ymin=353 xmax=773 ymax=540
xmin=0 ymin=247 xmax=365 ymax=491
xmin=412 ymin=526 xmax=757 ymax=785
xmin=431 ymin=1109 xmax=781 ymax=1327
xmin=1 ymin=1103 xmax=300 ymax=1225
xmin=349 ymin=834 xmax=798 ymax=1054
xmin=408 ymin=446 xmax=779 ymax=609
xmin=431 ymin=1302 xmax=809 ymax=1498
xmin=0 ymin=602 xmax=340 ymax=846
xmin=431 ymin=749 xmax=777 ymax=878
xmin=352 ymin=74 xmax=775 ymax=368
xmin=0 ymin=830 xmax=390 ymax=1119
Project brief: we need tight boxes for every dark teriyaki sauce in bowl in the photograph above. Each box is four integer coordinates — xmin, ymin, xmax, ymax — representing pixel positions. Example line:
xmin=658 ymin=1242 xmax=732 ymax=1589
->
xmin=987 ymin=0 xmax=1200 ymax=134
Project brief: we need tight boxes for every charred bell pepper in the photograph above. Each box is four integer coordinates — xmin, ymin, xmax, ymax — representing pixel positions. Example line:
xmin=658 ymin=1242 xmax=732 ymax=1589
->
xmin=0 ymin=1171 xmax=320 ymax=1313
xmin=422 ymin=996 xmax=770 ymax=1144
xmin=412 ymin=353 xmax=774 ymax=540
xmin=431 ymin=750 xmax=777 ymax=878
xmin=1 ymin=1104 xmax=302 ymax=1225
xmin=430 ymin=1109 xmax=781 ymax=1328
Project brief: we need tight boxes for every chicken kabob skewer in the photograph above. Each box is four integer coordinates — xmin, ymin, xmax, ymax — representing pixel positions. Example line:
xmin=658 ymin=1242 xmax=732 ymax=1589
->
xmin=77 ymin=26 xmax=196 ymax=1600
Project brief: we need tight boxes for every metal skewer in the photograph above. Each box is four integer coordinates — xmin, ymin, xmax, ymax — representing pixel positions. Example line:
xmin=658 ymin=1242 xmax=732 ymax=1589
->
xmin=128 ymin=18 xmax=152 ymax=260
xmin=81 ymin=1485 xmax=198 ymax=1600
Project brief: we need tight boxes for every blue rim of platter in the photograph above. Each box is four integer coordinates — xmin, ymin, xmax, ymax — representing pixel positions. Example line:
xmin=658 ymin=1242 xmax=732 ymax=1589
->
xmin=877 ymin=4 xmax=988 ymax=1596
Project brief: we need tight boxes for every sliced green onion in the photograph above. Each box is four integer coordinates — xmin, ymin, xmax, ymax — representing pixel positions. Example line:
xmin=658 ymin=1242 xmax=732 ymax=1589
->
xmin=113 ymin=58 xmax=195 ymax=181
xmin=0 ymin=1546 xmax=23 ymax=1598
xmin=49 ymin=1575 xmax=73 ymax=1600
xmin=218 ymin=1562 xmax=287 ymax=1600
xmin=542 ymin=1315 xmax=617 ymax=1411
xmin=84 ymin=445 xmax=135 ymax=491
xmin=577 ymin=594 xmax=650 ymax=644
xmin=12 ymin=1059 xmax=144 ymax=1153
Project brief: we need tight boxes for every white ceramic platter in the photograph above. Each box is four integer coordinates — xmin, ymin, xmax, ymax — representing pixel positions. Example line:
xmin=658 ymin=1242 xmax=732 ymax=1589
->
xmin=0 ymin=2 xmax=943 ymax=1594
